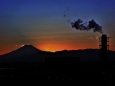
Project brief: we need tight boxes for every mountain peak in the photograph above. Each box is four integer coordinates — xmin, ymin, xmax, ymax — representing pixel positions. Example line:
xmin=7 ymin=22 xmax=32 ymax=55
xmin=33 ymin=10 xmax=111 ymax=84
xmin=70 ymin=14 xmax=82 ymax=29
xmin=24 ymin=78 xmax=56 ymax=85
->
xmin=18 ymin=44 xmax=40 ymax=52
xmin=2 ymin=45 xmax=42 ymax=56
xmin=20 ymin=44 xmax=36 ymax=49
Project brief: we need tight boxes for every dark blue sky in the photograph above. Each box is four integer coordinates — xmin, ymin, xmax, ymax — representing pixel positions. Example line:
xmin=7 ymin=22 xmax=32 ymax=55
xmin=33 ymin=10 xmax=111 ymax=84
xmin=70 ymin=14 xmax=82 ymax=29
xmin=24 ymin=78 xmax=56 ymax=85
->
xmin=0 ymin=0 xmax=115 ymax=54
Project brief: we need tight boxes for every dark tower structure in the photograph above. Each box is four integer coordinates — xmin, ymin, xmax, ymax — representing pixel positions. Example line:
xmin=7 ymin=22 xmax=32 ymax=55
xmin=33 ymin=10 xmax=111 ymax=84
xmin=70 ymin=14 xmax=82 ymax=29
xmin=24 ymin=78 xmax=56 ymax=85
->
xmin=99 ymin=34 xmax=109 ymax=63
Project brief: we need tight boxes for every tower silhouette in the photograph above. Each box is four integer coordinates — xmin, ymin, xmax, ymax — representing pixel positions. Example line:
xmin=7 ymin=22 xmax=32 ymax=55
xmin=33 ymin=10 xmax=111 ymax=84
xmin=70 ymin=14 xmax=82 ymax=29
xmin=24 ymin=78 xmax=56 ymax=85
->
xmin=99 ymin=34 xmax=110 ymax=63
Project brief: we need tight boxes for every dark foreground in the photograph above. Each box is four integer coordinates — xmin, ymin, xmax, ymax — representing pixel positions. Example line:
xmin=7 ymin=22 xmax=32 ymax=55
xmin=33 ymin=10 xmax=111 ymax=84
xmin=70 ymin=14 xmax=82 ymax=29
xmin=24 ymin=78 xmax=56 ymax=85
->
xmin=0 ymin=62 xmax=115 ymax=85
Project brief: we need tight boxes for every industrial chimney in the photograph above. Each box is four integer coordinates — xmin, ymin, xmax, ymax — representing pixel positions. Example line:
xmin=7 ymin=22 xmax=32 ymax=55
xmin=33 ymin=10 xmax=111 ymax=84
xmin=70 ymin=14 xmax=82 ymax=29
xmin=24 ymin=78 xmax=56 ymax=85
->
xmin=99 ymin=34 xmax=109 ymax=63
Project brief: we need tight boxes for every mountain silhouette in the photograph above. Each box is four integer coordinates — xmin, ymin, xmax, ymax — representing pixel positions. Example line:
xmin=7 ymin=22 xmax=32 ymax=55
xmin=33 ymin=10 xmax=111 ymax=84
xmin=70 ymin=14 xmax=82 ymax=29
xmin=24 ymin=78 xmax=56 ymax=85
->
xmin=0 ymin=45 xmax=115 ymax=62
xmin=0 ymin=45 xmax=52 ymax=62
xmin=10 ymin=45 xmax=41 ymax=55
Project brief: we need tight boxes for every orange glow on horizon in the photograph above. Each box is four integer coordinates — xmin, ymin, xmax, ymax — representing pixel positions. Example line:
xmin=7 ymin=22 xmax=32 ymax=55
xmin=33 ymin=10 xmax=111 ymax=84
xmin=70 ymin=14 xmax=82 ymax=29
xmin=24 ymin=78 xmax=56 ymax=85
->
xmin=1 ymin=40 xmax=115 ymax=55
xmin=37 ymin=43 xmax=90 ymax=52
xmin=0 ymin=50 xmax=12 ymax=55
xmin=38 ymin=44 xmax=68 ymax=52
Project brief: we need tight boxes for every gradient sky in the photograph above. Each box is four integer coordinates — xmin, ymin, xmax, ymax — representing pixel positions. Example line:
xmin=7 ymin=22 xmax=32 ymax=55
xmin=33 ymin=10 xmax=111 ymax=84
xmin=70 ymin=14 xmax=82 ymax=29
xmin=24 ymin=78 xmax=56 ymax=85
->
xmin=0 ymin=0 xmax=115 ymax=55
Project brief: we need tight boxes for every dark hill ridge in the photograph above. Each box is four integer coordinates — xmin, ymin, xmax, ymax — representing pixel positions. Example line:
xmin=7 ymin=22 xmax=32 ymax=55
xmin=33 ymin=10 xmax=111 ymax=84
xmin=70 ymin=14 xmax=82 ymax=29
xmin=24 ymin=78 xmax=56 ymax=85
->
xmin=54 ymin=49 xmax=100 ymax=61
xmin=0 ymin=45 xmax=115 ymax=62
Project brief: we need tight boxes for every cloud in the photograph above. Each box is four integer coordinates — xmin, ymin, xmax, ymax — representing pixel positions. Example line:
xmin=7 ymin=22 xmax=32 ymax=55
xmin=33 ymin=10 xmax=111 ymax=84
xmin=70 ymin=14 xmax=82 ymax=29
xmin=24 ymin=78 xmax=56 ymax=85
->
xmin=70 ymin=19 xmax=103 ymax=34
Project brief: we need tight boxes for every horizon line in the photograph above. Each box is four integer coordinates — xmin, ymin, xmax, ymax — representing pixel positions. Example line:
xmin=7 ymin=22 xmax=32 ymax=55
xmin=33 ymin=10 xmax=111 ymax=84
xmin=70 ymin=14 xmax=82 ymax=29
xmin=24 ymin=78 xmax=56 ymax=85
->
xmin=0 ymin=44 xmax=114 ymax=55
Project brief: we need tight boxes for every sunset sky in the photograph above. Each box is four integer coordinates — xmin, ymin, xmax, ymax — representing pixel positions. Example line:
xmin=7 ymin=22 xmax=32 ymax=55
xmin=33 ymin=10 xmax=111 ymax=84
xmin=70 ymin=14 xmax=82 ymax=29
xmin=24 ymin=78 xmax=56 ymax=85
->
xmin=0 ymin=0 xmax=115 ymax=55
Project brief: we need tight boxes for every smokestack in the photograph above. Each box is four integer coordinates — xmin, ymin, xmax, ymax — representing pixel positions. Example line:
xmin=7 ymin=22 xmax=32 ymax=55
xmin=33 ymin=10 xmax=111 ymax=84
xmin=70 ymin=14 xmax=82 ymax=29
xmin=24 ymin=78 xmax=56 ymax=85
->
xmin=101 ymin=34 xmax=107 ymax=51
xmin=99 ymin=34 xmax=109 ymax=63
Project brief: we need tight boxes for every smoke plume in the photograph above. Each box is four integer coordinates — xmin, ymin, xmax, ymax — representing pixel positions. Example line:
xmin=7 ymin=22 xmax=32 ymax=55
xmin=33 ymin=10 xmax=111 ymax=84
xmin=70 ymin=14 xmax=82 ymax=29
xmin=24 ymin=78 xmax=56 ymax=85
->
xmin=70 ymin=19 xmax=103 ymax=34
